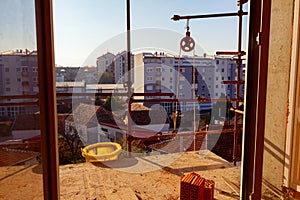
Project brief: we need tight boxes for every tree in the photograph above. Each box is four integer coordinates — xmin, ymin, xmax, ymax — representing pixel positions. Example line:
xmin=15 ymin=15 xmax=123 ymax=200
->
xmin=98 ymin=71 xmax=114 ymax=84
xmin=103 ymin=96 xmax=123 ymax=111
xmin=58 ymin=121 xmax=84 ymax=164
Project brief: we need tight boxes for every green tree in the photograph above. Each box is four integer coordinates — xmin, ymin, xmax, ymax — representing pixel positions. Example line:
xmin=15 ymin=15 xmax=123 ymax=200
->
xmin=98 ymin=72 xmax=114 ymax=84
xmin=103 ymin=96 xmax=123 ymax=111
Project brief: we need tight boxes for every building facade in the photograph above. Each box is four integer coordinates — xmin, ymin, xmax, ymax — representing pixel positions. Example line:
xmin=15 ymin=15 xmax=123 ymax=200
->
xmin=96 ymin=52 xmax=115 ymax=74
xmin=0 ymin=50 xmax=39 ymax=119
xmin=113 ymin=51 xmax=134 ymax=84
xmin=133 ymin=52 xmax=244 ymax=114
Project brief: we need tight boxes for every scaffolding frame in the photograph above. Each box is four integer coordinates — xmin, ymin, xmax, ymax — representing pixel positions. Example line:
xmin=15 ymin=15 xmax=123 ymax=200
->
xmin=170 ymin=1 xmax=248 ymax=164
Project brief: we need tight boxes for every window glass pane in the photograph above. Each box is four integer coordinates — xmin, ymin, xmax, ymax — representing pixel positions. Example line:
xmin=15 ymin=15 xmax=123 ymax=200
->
xmin=0 ymin=0 xmax=43 ymax=199
xmin=54 ymin=1 xmax=248 ymax=199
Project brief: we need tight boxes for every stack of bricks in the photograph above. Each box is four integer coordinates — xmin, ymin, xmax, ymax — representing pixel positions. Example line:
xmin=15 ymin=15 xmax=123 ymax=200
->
xmin=180 ymin=173 xmax=196 ymax=200
xmin=180 ymin=172 xmax=215 ymax=200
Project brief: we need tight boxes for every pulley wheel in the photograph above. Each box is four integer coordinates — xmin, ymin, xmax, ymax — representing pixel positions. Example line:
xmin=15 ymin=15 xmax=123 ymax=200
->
xmin=180 ymin=36 xmax=195 ymax=52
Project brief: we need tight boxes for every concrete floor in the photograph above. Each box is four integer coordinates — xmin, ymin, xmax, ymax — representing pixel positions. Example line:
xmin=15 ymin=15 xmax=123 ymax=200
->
xmin=0 ymin=151 xmax=279 ymax=199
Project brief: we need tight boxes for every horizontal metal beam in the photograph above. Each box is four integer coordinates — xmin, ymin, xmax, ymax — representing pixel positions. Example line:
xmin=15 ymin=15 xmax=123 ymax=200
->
xmin=0 ymin=101 xmax=39 ymax=106
xmin=132 ymin=92 xmax=174 ymax=97
xmin=0 ymin=92 xmax=174 ymax=101
xmin=216 ymin=51 xmax=246 ymax=56
xmin=129 ymin=128 xmax=239 ymax=141
xmin=171 ymin=11 xmax=248 ymax=21
xmin=132 ymin=98 xmax=242 ymax=103
xmin=0 ymin=94 xmax=39 ymax=100
xmin=56 ymin=92 xmax=174 ymax=97
xmin=230 ymin=108 xmax=244 ymax=115
xmin=223 ymin=80 xmax=245 ymax=84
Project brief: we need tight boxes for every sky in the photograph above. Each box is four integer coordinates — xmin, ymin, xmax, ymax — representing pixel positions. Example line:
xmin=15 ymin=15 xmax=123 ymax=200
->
xmin=0 ymin=0 xmax=248 ymax=67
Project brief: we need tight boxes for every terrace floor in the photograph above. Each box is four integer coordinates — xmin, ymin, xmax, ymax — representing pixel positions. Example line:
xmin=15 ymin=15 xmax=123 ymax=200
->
xmin=0 ymin=151 xmax=279 ymax=199
xmin=60 ymin=151 xmax=242 ymax=200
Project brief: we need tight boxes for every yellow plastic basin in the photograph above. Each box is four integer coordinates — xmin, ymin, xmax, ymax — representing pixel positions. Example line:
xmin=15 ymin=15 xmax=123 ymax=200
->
xmin=82 ymin=142 xmax=122 ymax=162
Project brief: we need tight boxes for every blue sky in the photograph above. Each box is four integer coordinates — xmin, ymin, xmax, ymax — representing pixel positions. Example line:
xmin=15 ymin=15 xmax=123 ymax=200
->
xmin=0 ymin=0 xmax=248 ymax=66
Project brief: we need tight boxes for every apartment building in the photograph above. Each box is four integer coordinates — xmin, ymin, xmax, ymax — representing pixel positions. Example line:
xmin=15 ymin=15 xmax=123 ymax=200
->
xmin=113 ymin=51 xmax=134 ymax=84
xmin=134 ymin=52 xmax=175 ymax=92
xmin=96 ymin=52 xmax=115 ymax=73
xmin=0 ymin=50 xmax=39 ymax=119
xmin=133 ymin=52 xmax=242 ymax=113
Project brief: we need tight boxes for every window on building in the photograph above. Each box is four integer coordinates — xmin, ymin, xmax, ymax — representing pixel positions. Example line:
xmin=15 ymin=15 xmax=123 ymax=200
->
xmin=5 ymin=68 xmax=9 ymax=72
xmin=147 ymin=68 xmax=153 ymax=73
xmin=228 ymin=76 xmax=231 ymax=80
xmin=147 ymin=76 xmax=153 ymax=81
xmin=216 ymin=77 xmax=219 ymax=81
xmin=5 ymin=78 xmax=10 ymax=84
xmin=216 ymin=60 xmax=219 ymax=65
xmin=22 ymin=67 xmax=28 ymax=72
xmin=5 ymin=88 xmax=10 ymax=92
xmin=216 ymin=85 xmax=219 ymax=88
xmin=180 ymin=68 xmax=185 ymax=73
xmin=221 ymin=68 xmax=224 ymax=72
xmin=146 ymin=85 xmax=153 ymax=90
xmin=216 ymin=93 xmax=218 ymax=96
xmin=101 ymin=128 xmax=108 ymax=132
xmin=16 ymin=67 xmax=21 ymax=72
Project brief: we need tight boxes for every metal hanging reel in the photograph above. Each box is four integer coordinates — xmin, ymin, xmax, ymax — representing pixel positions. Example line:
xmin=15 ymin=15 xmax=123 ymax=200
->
xmin=180 ymin=19 xmax=195 ymax=52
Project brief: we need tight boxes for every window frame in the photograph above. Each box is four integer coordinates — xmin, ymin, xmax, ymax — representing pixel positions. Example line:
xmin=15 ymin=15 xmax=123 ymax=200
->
xmin=35 ymin=0 xmax=60 ymax=199
xmin=33 ymin=0 xmax=272 ymax=199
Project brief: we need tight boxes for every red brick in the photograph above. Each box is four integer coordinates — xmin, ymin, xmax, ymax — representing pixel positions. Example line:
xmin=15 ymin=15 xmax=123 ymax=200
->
xmin=190 ymin=176 xmax=205 ymax=200
xmin=204 ymin=179 xmax=215 ymax=200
